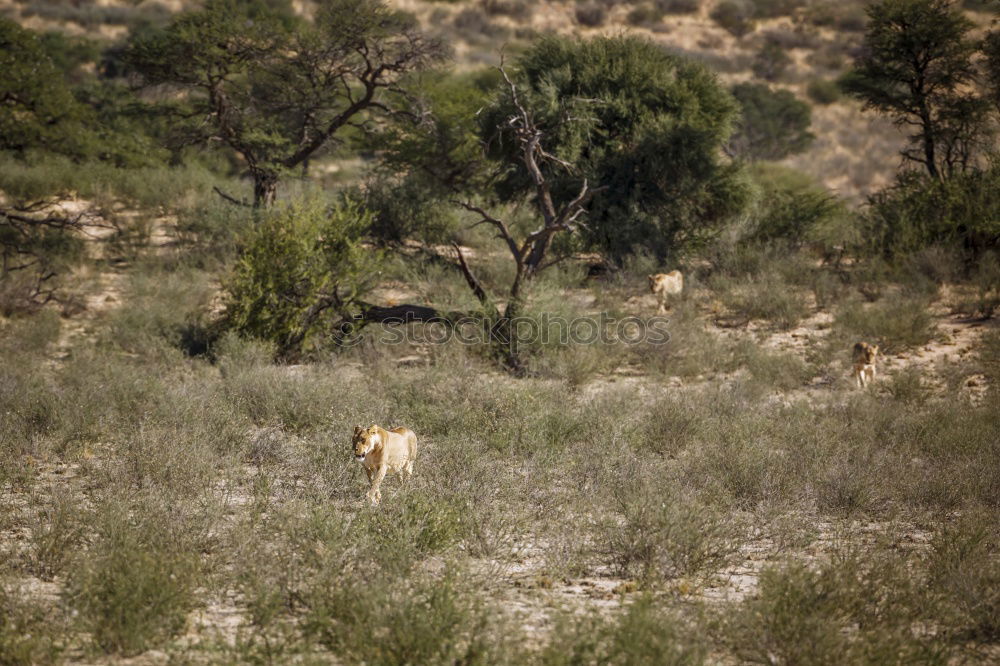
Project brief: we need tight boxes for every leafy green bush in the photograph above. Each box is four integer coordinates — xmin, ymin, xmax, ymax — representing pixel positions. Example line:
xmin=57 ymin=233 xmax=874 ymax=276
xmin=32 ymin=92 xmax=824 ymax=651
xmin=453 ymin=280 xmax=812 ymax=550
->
xmin=487 ymin=36 xmax=749 ymax=264
xmin=865 ymin=163 xmax=1000 ymax=261
xmin=746 ymin=164 xmax=843 ymax=247
xmin=362 ymin=175 xmax=459 ymax=245
xmin=224 ymin=196 xmax=380 ymax=357
xmin=0 ymin=19 xmax=92 ymax=158
xmin=968 ymin=251 xmax=1000 ymax=317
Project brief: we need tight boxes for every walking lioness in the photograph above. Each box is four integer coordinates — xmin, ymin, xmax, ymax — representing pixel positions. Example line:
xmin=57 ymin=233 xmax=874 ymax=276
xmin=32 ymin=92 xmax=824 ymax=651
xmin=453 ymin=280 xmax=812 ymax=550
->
xmin=352 ymin=424 xmax=418 ymax=505
xmin=852 ymin=342 xmax=879 ymax=388
xmin=648 ymin=271 xmax=683 ymax=313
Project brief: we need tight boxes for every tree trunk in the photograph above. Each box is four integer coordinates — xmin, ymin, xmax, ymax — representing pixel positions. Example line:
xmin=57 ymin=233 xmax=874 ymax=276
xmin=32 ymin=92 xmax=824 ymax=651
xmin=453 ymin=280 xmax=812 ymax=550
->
xmin=918 ymin=97 xmax=940 ymax=180
xmin=252 ymin=171 xmax=279 ymax=208
xmin=493 ymin=274 xmax=528 ymax=375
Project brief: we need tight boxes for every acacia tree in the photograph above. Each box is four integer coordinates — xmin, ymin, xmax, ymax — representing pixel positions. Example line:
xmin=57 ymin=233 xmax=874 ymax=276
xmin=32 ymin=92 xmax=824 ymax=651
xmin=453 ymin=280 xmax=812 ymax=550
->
xmin=125 ymin=0 xmax=443 ymax=207
xmin=370 ymin=37 xmax=747 ymax=372
xmin=842 ymin=0 xmax=990 ymax=179
xmin=728 ymin=82 xmax=814 ymax=161
xmin=0 ymin=18 xmax=90 ymax=157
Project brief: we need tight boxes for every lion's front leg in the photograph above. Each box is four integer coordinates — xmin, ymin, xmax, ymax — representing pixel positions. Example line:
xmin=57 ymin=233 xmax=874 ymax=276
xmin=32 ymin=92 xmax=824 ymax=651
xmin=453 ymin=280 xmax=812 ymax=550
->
xmin=368 ymin=465 xmax=387 ymax=505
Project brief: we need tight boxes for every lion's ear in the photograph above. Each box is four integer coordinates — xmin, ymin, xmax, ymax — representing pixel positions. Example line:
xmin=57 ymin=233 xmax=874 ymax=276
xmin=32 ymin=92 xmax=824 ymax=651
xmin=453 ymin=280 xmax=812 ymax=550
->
xmin=353 ymin=425 xmax=362 ymax=433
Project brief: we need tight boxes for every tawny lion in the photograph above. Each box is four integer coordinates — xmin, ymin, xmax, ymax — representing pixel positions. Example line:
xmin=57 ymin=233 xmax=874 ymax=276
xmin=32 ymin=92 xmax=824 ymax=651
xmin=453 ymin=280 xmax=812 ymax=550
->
xmin=852 ymin=342 xmax=879 ymax=389
xmin=351 ymin=424 xmax=418 ymax=505
xmin=648 ymin=271 xmax=683 ymax=314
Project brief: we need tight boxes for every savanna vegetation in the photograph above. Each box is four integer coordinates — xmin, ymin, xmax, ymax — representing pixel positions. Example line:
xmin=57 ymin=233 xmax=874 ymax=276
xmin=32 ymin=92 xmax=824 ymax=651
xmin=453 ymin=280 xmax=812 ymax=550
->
xmin=1 ymin=0 xmax=999 ymax=663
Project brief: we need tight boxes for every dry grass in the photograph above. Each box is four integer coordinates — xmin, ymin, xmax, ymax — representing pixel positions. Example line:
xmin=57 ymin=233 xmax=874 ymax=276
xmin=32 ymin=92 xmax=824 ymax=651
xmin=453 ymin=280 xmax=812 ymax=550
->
xmin=2 ymin=229 xmax=999 ymax=661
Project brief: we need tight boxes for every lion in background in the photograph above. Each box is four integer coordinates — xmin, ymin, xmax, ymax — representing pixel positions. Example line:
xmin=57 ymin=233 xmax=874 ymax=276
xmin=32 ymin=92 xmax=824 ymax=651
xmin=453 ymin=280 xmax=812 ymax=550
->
xmin=648 ymin=271 xmax=683 ymax=313
xmin=852 ymin=342 xmax=879 ymax=388
xmin=352 ymin=424 xmax=418 ymax=505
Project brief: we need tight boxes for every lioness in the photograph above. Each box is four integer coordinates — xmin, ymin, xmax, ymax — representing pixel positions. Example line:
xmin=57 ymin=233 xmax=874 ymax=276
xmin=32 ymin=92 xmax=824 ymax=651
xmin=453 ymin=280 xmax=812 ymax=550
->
xmin=852 ymin=342 xmax=879 ymax=388
xmin=648 ymin=271 xmax=683 ymax=314
xmin=352 ymin=424 xmax=418 ymax=505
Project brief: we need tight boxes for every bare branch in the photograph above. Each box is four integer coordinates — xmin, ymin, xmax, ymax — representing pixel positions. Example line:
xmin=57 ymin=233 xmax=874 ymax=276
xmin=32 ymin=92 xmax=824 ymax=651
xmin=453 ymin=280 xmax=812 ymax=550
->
xmin=452 ymin=242 xmax=492 ymax=308
xmin=212 ymin=186 xmax=252 ymax=207
xmin=454 ymin=200 xmax=521 ymax=262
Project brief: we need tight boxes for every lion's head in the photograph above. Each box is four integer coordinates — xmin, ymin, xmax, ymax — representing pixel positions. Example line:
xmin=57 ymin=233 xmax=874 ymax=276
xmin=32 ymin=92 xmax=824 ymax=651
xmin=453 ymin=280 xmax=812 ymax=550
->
xmin=352 ymin=425 xmax=381 ymax=460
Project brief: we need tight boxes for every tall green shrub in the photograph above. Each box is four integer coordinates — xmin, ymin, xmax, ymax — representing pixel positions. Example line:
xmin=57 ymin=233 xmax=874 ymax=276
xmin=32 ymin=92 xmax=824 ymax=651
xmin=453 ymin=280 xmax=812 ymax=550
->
xmin=224 ymin=197 xmax=380 ymax=357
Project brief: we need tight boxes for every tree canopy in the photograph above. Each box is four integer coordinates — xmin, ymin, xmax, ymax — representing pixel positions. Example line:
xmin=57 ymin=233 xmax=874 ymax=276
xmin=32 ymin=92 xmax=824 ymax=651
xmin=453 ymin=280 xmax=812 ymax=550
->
xmin=842 ymin=0 xmax=989 ymax=179
xmin=0 ymin=18 xmax=90 ymax=157
xmin=125 ymin=0 xmax=443 ymax=206
xmin=478 ymin=35 xmax=750 ymax=264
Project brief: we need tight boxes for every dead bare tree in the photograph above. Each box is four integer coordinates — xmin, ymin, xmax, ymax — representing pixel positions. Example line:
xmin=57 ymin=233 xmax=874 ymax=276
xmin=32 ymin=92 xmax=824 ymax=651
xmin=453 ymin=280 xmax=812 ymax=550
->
xmin=0 ymin=202 xmax=99 ymax=313
xmin=449 ymin=63 xmax=601 ymax=373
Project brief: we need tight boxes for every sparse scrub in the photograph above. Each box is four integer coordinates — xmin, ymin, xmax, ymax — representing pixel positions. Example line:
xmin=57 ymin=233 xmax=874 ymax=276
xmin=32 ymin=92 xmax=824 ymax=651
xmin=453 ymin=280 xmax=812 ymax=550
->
xmin=303 ymin=571 xmax=505 ymax=665
xmin=627 ymin=4 xmax=664 ymax=25
xmin=884 ymin=365 xmax=932 ymax=404
xmin=833 ymin=295 xmax=936 ymax=353
xmin=711 ymin=0 xmax=756 ymax=37
xmin=716 ymin=271 xmax=812 ymax=329
xmin=481 ymin=0 xmax=533 ymax=19
xmin=576 ymin=2 xmax=607 ymax=27
xmin=0 ymin=579 xmax=63 ymax=665
xmin=728 ymin=550 xmax=947 ymax=663
xmin=807 ymin=78 xmax=842 ymax=104
xmin=927 ymin=511 xmax=1000 ymax=640
xmin=751 ymin=38 xmax=792 ymax=81
xmin=65 ymin=497 xmax=203 ymax=655
xmin=541 ymin=596 xmax=706 ymax=665
xmin=602 ymin=469 xmax=742 ymax=584
xmin=26 ymin=487 xmax=86 ymax=580
xmin=806 ymin=1 xmax=868 ymax=32
xmin=108 ymin=266 xmax=218 ymax=358
xmin=738 ymin=340 xmax=815 ymax=391
xmin=453 ymin=7 xmax=508 ymax=39
xmin=658 ymin=0 xmax=701 ymax=13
